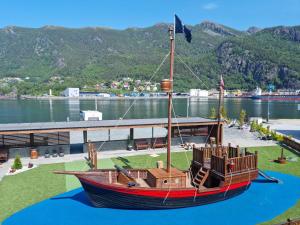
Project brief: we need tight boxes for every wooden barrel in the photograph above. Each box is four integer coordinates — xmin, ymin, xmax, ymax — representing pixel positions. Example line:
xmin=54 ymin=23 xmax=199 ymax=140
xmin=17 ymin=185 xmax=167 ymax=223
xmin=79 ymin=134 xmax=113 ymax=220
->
xmin=160 ymin=79 xmax=172 ymax=92
xmin=30 ymin=149 xmax=38 ymax=159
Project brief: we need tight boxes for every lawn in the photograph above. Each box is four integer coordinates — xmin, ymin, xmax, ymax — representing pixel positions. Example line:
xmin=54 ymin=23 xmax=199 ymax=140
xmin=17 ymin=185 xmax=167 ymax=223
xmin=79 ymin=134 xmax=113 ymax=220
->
xmin=0 ymin=163 xmax=66 ymax=222
xmin=0 ymin=145 xmax=299 ymax=224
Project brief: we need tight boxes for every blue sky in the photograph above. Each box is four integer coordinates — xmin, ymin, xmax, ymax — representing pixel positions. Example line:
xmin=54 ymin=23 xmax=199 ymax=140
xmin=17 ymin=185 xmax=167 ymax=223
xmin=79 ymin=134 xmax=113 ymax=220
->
xmin=0 ymin=0 xmax=299 ymax=30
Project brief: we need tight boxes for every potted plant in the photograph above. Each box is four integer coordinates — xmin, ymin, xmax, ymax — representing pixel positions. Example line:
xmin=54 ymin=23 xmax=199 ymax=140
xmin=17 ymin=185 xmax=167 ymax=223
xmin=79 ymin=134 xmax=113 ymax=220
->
xmin=127 ymin=135 xmax=133 ymax=151
xmin=12 ymin=155 xmax=22 ymax=170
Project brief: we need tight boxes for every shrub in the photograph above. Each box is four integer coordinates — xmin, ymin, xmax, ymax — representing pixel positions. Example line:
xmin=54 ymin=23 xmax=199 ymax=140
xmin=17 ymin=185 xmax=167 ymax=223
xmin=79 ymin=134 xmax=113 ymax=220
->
xmin=12 ymin=155 xmax=22 ymax=170
xmin=238 ymin=109 xmax=246 ymax=127
xmin=220 ymin=106 xmax=227 ymax=120
xmin=250 ymin=120 xmax=258 ymax=132
xmin=209 ymin=107 xmax=217 ymax=119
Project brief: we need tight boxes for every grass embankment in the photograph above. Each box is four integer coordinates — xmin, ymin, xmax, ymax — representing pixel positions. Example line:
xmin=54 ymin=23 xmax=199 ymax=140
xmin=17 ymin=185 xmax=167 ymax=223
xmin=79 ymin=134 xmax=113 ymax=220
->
xmin=0 ymin=145 xmax=299 ymax=224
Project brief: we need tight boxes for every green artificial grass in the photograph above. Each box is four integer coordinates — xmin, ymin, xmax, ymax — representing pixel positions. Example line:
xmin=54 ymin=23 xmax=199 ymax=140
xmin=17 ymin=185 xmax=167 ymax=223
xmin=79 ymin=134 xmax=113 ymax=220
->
xmin=65 ymin=158 xmax=115 ymax=191
xmin=0 ymin=163 xmax=66 ymax=223
xmin=111 ymin=151 xmax=192 ymax=170
xmin=248 ymin=146 xmax=300 ymax=177
xmin=247 ymin=146 xmax=300 ymax=225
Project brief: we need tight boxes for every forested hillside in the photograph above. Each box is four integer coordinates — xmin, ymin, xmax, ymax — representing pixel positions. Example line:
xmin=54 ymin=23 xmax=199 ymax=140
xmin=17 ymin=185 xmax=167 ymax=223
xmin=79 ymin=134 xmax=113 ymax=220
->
xmin=0 ymin=21 xmax=299 ymax=94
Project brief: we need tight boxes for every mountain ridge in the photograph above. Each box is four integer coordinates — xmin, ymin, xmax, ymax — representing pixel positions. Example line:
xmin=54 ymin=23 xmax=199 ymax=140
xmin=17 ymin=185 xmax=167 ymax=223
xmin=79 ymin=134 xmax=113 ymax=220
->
xmin=0 ymin=21 xmax=299 ymax=94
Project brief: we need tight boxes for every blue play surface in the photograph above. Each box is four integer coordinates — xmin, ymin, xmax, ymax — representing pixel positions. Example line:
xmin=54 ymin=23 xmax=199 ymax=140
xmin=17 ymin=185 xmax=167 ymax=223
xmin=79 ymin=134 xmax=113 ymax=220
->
xmin=3 ymin=171 xmax=300 ymax=225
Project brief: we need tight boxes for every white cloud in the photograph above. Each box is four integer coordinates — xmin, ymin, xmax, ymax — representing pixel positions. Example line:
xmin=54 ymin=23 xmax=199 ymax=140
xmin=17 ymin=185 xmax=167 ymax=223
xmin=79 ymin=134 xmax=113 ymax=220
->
xmin=202 ymin=3 xmax=218 ymax=10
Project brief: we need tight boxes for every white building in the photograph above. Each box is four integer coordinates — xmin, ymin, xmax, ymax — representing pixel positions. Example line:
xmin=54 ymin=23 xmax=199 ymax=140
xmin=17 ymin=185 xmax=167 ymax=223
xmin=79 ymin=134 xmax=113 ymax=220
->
xmin=96 ymin=93 xmax=110 ymax=97
xmin=253 ymin=87 xmax=262 ymax=96
xmin=189 ymin=89 xmax=209 ymax=97
xmin=62 ymin=88 xmax=79 ymax=97
xmin=80 ymin=111 xmax=102 ymax=121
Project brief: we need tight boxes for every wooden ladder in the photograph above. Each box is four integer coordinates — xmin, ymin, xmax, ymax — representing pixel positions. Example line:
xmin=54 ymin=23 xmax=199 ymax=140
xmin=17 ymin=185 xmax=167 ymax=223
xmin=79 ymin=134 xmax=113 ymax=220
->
xmin=192 ymin=167 xmax=210 ymax=189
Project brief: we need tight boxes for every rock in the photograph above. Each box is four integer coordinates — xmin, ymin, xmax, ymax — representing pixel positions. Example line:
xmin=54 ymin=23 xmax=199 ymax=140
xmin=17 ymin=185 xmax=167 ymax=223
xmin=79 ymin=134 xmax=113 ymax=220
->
xmin=200 ymin=21 xmax=237 ymax=36
xmin=266 ymin=26 xmax=300 ymax=42
xmin=247 ymin=27 xmax=261 ymax=34
xmin=216 ymin=41 xmax=300 ymax=88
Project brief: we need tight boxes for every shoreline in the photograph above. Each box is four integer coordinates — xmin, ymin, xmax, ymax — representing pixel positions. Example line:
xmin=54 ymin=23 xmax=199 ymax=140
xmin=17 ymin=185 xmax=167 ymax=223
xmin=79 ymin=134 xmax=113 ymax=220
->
xmin=19 ymin=95 xmax=220 ymax=100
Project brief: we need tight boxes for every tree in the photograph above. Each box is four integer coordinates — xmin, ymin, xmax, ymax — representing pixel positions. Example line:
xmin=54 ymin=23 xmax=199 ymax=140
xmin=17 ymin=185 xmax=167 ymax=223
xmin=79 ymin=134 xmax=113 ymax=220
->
xmin=220 ymin=106 xmax=227 ymax=120
xmin=209 ymin=107 xmax=217 ymax=119
xmin=238 ymin=109 xmax=246 ymax=128
xmin=12 ymin=155 xmax=22 ymax=170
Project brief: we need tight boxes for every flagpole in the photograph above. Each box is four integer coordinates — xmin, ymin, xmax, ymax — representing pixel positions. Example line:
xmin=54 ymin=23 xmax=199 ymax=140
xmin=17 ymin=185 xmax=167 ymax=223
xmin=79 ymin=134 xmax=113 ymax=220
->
xmin=173 ymin=14 xmax=176 ymax=45
xmin=217 ymin=75 xmax=223 ymax=146
xmin=166 ymin=25 xmax=175 ymax=173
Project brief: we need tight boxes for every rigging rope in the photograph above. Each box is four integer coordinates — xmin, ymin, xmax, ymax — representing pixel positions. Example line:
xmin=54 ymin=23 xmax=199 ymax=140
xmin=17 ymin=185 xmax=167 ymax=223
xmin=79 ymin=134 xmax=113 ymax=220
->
xmin=171 ymin=100 xmax=200 ymax=202
xmin=171 ymin=103 xmax=190 ymax=167
xmin=95 ymin=52 xmax=170 ymax=152
xmin=175 ymin=52 xmax=210 ymax=90
xmin=223 ymin=168 xmax=233 ymax=198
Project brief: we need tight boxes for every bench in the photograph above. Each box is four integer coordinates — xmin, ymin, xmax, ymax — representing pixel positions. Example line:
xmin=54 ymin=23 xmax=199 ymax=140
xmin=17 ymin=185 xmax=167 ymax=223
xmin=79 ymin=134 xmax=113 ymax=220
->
xmin=134 ymin=139 xmax=149 ymax=150
xmin=151 ymin=138 xmax=166 ymax=148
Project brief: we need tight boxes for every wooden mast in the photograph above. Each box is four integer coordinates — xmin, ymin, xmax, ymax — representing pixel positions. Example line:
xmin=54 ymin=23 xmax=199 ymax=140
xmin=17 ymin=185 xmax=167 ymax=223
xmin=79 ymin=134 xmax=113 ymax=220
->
xmin=167 ymin=26 xmax=175 ymax=173
xmin=216 ymin=75 xmax=224 ymax=146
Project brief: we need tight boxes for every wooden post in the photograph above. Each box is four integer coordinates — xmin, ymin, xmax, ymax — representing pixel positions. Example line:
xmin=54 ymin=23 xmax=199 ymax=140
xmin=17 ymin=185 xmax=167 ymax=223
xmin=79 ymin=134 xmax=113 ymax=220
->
xmin=83 ymin=131 xmax=87 ymax=143
xmin=237 ymin=145 xmax=240 ymax=157
xmin=151 ymin=127 xmax=154 ymax=139
xmin=87 ymin=141 xmax=91 ymax=160
xmin=88 ymin=141 xmax=97 ymax=170
xmin=30 ymin=133 xmax=34 ymax=146
xmin=255 ymin=151 xmax=258 ymax=168
xmin=93 ymin=143 xmax=97 ymax=170
xmin=130 ymin=128 xmax=134 ymax=140
xmin=224 ymin=154 xmax=227 ymax=176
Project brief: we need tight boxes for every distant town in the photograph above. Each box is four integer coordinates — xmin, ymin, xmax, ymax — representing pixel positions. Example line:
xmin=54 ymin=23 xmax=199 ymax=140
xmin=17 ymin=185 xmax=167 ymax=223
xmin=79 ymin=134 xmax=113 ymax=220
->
xmin=1 ymin=76 xmax=300 ymax=99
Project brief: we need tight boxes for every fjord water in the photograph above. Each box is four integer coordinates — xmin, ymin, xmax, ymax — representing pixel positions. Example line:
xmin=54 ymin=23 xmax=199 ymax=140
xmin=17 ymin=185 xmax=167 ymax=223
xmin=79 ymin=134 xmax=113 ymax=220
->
xmin=0 ymin=98 xmax=299 ymax=123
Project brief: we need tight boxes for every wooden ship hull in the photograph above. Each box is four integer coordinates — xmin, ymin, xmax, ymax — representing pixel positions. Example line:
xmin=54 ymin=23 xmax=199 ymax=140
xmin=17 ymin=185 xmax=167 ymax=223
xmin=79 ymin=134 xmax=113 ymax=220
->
xmin=59 ymin=144 xmax=258 ymax=210
xmin=77 ymin=172 xmax=252 ymax=209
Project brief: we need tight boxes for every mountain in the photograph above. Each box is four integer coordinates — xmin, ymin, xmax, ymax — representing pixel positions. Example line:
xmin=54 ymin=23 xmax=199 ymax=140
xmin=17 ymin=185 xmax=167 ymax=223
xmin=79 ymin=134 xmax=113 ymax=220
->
xmin=0 ymin=22 xmax=299 ymax=93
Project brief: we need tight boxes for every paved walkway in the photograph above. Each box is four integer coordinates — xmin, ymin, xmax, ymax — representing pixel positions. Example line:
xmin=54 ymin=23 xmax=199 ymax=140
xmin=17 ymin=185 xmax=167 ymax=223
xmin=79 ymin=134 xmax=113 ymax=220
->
xmin=223 ymin=126 xmax=276 ymax=147
xmin=0 ymin=126 xmax=276 ymax=182
xmin=265 ymin=119 xmax=300 ymax=141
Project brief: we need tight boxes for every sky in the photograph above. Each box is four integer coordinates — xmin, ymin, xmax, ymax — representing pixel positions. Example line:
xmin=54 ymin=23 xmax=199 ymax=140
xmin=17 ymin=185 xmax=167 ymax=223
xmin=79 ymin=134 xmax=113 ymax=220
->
xmin=0 ymin=0 xmax=299 ymax=30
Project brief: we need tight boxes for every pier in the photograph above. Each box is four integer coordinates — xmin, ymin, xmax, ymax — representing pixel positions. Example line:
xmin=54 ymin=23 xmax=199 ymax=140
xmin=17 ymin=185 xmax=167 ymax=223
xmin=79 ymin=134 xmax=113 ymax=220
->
xmin=0 ymin=117 xmax=223 ymax=160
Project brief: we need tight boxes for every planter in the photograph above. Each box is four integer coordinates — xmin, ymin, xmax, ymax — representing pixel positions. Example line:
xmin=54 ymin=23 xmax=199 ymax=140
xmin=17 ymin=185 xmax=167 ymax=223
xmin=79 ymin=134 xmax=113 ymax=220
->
xmin=30 ymin=149 xmax=38 ymax=159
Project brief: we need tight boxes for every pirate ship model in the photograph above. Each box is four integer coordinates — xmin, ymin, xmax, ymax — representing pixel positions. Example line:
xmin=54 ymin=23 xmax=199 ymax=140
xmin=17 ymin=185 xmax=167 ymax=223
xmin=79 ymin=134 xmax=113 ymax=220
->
xmin=54 ymin=15 xmax=258 ymax=209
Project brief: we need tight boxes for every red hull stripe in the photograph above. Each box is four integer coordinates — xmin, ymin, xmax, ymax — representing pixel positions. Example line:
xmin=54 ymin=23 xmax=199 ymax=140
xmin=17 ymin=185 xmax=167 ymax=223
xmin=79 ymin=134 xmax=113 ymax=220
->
xmin=79 ymin=177 xmax=250 ymax=198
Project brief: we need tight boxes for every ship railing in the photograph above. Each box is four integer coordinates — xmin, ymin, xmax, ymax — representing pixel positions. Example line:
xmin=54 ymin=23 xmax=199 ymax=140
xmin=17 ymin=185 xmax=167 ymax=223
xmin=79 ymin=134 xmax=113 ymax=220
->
xmin=192 ymin=143 xmax=240 ymax=165
xmin=211 ymin=154 xmax=226 ymax=175
xmin=211 ymin=151 xmax=258 ymax=176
